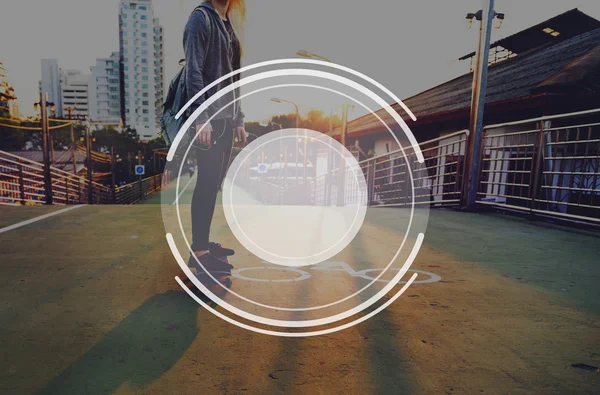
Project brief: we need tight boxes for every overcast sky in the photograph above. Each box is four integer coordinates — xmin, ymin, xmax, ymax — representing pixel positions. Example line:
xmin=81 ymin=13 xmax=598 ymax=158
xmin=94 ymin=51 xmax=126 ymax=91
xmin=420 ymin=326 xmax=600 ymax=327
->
xmin=2 ymin=0 xmax=600 ymax=121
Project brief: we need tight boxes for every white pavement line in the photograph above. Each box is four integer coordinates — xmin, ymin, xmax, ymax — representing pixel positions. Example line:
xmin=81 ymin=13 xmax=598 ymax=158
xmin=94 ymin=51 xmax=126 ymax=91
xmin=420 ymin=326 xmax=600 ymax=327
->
xmin=0 ymin=205 xmax=86 ymax=235
xmin=172 ymin=176 xmax=196 ymax=205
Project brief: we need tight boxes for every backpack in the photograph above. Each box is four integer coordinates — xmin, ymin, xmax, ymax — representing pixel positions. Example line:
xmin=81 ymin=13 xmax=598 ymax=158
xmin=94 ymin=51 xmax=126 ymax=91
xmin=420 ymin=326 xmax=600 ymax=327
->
xmin=160 ymin=60 xmax=188 ymax=147
xmin=160 ymin=7 xmax=208 ymax=147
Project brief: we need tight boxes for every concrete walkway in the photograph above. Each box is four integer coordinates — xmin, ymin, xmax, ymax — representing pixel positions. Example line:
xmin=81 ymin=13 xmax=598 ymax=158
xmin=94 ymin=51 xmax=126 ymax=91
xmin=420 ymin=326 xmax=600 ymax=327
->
xmin=0 ymin=200 xmax=598 ymax=394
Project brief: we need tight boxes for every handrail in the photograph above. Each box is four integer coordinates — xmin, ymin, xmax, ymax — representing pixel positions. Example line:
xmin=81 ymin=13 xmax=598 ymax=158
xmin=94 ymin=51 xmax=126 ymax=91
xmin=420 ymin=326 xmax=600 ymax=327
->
xmin=358 ymin=129 xmax=470 ymax=165
xmin=1 ymin=149 xmax=173 ymax=205
xmin=0 ymin=149 xmax=110 ymax=190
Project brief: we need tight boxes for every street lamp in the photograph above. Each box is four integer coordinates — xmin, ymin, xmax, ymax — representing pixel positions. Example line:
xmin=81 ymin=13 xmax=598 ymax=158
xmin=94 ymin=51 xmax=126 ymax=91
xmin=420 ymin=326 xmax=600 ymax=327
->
xmin=296 ymin=48 xmax=354 ymax=174
xmin=466 ymin=10 xmax=504 ymax=30
xmin=64 ymin=106 xmax=77 ymax=120
xmin=270 ymin=97 xmax=299 ymax=129
xmin=296 ymin=50 xmax=338 ymax=137
xmin=34 ymin=101 xmax=56 ymax=113
xmin=462 ymin=1 xmax=504 ymax=209
xmin=63 ymin=107 xmax=79 ymax=176
xmin=259 ymin=119 xmax=286 ymax=185
xmin=297 ymin=50 xmax=351 ymax=204
xmin=271 ymin=97 xmax=304 ymax=182
xmin=34 ymin=93 xmax=55 ymax=204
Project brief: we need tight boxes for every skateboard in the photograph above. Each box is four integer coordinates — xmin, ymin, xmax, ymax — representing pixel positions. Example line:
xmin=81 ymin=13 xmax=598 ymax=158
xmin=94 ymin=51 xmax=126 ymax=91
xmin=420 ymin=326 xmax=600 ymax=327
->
xmin=182 ymin=255 xmax=233 ymax=297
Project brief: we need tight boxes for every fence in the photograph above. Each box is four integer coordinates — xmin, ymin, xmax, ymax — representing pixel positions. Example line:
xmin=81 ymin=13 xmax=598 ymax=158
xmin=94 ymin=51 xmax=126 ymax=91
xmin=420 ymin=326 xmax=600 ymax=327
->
xmin=477 ymin=108 xmax=600 ymax=223
xmin=359 ymin=130 xmax=469 ymax=207
xmin=5 ymin=108 xmax=597 ymax=223
xmin=114 ymin=172 xmax=173 ymax=204
xmin=0 ymin=149 xmax=173 ymax=206
xmin=236 ymin=108 xmax=599 ymax=225
xmin=237 ymin=130 xmax=470 ymax=208
xmin=290 ymin=130 xmax=469 ymax=208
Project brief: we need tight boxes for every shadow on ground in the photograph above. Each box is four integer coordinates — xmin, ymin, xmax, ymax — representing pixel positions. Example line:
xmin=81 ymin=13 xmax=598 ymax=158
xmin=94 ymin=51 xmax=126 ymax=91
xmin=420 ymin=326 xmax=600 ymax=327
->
xmin=262 ymin=231 xmax=414 ymax=393
xmin=352 ymin=231 xmax=413 ymax=394
xmin=38 ymin=291 xmax=198 ymax=395
xmin=368 ymin=208 xmax=600 ymax=315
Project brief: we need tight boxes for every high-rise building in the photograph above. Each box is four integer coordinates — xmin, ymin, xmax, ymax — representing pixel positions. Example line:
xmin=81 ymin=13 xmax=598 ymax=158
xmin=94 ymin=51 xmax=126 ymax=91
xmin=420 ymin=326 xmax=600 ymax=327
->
xmin=61 ymin=70 xmax=90 ymax=119
xmin=89 ymin=52 xmax=122 ymax=125
xmin=40 ymin=60 xmax=90 ymax=119
xmin=153 ymin=17 xmax=165 ymax=130
xmin=40 ymin=59 xmax=62 ymax=116
xmin=0 ymin=61 xmax=19 ymax=118
xmin=9 ymin=101 xmax=21 ymax=120
xmin=119 ymin=0 xmax=165 ymax=140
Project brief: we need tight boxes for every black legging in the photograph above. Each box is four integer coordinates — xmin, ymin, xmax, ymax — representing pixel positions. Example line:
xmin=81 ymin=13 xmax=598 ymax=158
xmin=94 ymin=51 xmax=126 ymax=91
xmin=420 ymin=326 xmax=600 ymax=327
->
xmin=191 ymin=118 xmax=234 ymax=252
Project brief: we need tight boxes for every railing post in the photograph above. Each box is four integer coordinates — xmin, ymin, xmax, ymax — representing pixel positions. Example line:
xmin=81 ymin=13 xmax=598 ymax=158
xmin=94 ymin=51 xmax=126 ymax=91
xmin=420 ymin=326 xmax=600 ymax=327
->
xmin=367 ymin=161 xmax=375 ymax=205
xmin=405 ymin=156 xmax=412 ymax=205
xmin=66 ymin=177 xmax=70 ymax=205
xmin=336 ymin=165 xmax=346 ymax=207
xmin=153 ymin=152 xmax=157 ymax=176
xmin=111 ymin=146 xmax=117 ymax=204
xmin=70 ymin=123 xmax=77 ymax=176
xmin=530 ymin=120 xmax=548 ymax=214
xmin=17 ymin=159 xmax=25 ymax=205
xmin=86 ymin=122 xmax=93 ymax=204
xmin=40 ymin=93 xmax=53 ymax=205
xmin=459 ymin=134 xmax=470 ymax=200
xmin=138 ymin=150 xmax=143 ymax=201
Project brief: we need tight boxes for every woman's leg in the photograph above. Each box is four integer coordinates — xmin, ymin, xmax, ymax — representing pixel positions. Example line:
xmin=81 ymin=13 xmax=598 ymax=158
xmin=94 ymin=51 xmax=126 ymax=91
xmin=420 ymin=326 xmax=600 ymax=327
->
xmin=190 ymin=119 xmax=234 ymax=252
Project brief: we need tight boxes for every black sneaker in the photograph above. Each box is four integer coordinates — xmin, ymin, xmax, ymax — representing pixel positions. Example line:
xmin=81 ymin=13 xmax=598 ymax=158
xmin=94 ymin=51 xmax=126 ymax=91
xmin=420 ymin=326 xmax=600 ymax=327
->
xmin=188 ymin=252 xmax=234 ymax=275
xmin=209 ymin=242 xmax=235 ymax=257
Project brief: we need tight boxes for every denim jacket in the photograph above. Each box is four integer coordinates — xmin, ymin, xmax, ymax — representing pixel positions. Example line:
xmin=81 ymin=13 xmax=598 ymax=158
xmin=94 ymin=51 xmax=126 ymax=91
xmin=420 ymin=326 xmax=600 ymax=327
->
xmin=183 ymin=1 xmax=244 ymax=127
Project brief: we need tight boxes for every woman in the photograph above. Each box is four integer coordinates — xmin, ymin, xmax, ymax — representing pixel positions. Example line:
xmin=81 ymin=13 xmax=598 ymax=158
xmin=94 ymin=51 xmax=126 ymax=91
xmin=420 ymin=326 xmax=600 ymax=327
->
xmin=184 ymin=0 xmax=247 ymax=285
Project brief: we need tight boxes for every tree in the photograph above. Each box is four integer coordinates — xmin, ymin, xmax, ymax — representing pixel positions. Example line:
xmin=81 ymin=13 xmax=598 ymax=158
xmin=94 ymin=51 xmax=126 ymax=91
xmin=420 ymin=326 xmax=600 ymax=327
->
xmin=0 ymin=111 xmax=27 ymax=151
xmin=265 ymin=110 xmax=342 ymax=134
xmin=49 ymin=122 xmax=85 ymax=150
xmin=92 ymin=126 xmax=140 ymax=156
xmin=244 ymin=121 xmax=269 ymax=141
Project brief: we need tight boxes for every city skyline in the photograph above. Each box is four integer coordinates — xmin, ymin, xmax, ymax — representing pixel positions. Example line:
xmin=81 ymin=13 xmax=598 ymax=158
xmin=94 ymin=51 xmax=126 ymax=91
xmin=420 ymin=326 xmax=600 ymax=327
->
xmin=119 ymin=0 xmax=165 ymax=139
xmin=89 ymin=52 xmax=122 ymax=124
xmin=35 ymin=1 xmax=165 ymax=140
xmin=4 ymin=0 xmax=600 ymax=124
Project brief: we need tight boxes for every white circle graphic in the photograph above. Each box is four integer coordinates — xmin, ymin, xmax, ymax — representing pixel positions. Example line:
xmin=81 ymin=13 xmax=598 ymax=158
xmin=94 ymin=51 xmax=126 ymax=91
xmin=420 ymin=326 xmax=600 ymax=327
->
xmin=233 ymin=267 xmax=312 ymax=283
xmin=223 ymin=129 xmax=368 ymax=267
xmin=171 ymin=82 xmax=418 ymax=311
xmin=171 ymin=81 xmax=419 ymax=308
xmin=160 ymin=59 xmax=431 ymax=336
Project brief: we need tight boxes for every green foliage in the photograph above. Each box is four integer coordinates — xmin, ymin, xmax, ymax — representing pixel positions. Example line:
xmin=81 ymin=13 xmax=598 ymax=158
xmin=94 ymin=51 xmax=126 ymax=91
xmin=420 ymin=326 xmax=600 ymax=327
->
xmin=147 ymin=135 xmax=167 ymax=150
xmin=267 ymin=110 xmax=342 ymax=134
xmin=0 ymin=118 xmax=26 ymax=151
xmin=90 ymin=126 xmax=140 ymax=156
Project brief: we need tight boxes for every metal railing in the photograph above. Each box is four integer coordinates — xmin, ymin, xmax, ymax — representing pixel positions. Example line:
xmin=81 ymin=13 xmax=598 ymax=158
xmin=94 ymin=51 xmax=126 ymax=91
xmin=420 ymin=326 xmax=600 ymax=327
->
xmin=0 ymin=149 xmax=173 ymax=206
xmin=171 ymin=108 xmax=599 ymax=225
xmin=237 ymin=130 xmax=470 ymax=208
xmin=477 ymin=108 xmax=600 ymax=223
xmin=359 ymin=130 xmax=469 ymax=207
xmin=114 ymin=172 xmax=174 ymax=204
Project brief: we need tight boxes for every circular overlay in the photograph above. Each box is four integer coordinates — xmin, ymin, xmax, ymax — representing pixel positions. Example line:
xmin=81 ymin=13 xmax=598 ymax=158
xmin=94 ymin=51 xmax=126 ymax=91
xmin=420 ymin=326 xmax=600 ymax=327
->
xmin=159 ymin=58 xmax=432 ymax=337
xmin=223 ymin=128 xmax=368 ymax=267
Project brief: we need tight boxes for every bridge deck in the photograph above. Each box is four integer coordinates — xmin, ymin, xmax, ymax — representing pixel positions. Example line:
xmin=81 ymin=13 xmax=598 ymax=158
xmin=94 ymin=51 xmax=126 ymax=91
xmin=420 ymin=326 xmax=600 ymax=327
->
xmin=1 ymin=191 xmax=599 ymax=394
